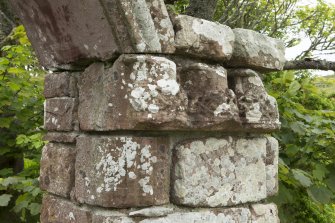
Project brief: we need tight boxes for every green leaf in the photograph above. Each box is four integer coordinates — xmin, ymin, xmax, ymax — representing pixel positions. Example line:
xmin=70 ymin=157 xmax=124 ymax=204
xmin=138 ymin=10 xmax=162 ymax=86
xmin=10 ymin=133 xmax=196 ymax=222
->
xmin=28 ymin=203 xmax=41 ymax=216
xmin=292 ymin=169 xmax=312 ymax=187
xmin=8 ymin=82 xmax=21 ymax=91
xmin=307 ymin=185 xmax=333 ymax=204
xmin=0 ymin=194 xmax=12 ymax=206
xmin=312 ymin=164 xmax=328 ymax=181
xmin=287 ymin=81 xmax=301 ymax=96
xmin=0 ymin=168 xmax=13 ymax=177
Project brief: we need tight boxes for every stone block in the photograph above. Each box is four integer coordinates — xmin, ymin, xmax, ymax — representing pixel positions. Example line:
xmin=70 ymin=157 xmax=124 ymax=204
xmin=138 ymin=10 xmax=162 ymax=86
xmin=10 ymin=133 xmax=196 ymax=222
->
xmin=171 ymin=14 xmax=235 ymax=61
xmin=229 ymin=69 xmax=280 ymax=131
xmin=180 ymin=63 xmax=240 ymax=129
xmin=78 ymin=55 xmax=188 ymax=131
xmin=75 ymin=136 xmax=170 ymax=208
xmin=229 ymin=28 xmax=286 ymax=71
xmin=92 ymin=208 xmax=251 ymax=223
xmin=172 ymin=137 xmax=267 ymax=207
xmin=251 ymin=203 xmax=279 ymax=223
xmin=44 ymin=72 xmax=77 ymax=98
xmin=101 ymin=0 xmax=175 ymax=53
xmin=11 ymin=0 xmax=175 ymax=68
xmin=265 ymin=137 xmax=279 ymax=196
xmin=40 ymin=143 xmax=76 ymax=198
xmin=44 ymin=98 xmax=77 ymax=131
xmin=40 ymin=194 xmax=91 ymax=223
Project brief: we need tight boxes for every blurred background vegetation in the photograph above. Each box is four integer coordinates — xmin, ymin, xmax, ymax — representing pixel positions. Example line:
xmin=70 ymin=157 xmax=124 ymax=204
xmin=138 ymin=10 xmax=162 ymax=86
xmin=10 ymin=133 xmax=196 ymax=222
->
xmin=0 ymin=0 xmax=334 ymax=222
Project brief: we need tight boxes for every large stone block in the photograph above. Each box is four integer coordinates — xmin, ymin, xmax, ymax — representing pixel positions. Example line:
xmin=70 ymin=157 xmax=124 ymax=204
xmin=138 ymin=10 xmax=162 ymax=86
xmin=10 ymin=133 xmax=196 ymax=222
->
xmin=11 ymin=0 xmax=175 ymax=68
xmin=92 ymin=208 xmax=251 ymax=223
xmin=44 ymin=98 xmax=77 ymax=131
xmin=229 ymin=69 xmax=280 ymax=131
xmin=40 ymin=143 xmax=76 ymax=198
xmin=229 ymin=28 xmax=286 ymax=71
xmin=171 ymin=14 xmax=235 ymax=61
xmin=40 ymin=194 xmax=91 ymax=223
xmin=43 ymin=132 xmax=79 ymax=143
xmin=101 ymin=0 xmax=175 ymax=53
xmin=180 ymin=63 xmax=240 ymax=129
xmin=251 ymin=203 xmax=279 ymax=223
xmin=44 ymin=72 xmax=77 ymax=98
xmin=78 ymin=55 xmax=188 ymax=131
xmin=172 ymin=137 xmax=267 ymax=207
xmin=75 ymin=136 xmax=170 ymax=208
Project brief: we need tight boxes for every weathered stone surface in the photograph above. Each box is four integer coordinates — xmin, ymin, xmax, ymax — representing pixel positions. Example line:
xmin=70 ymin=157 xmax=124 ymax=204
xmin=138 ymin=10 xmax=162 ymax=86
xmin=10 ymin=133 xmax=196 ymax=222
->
xmin=44 ymin=72 xmax=77 ymax=98
xmin=251 ymin=203 xmax=279 ymax=223
xmin=180 ymin=63 xmax=240 ymax=129
xmin=41 ymin=194 xmax=91 ymax=223
xmin=129 ymin=206 xmax=174 ymax=217
xmin=172 ymin=14 xmax=235 ymax=61
xmin=12 ymin=0 xmax=175 ymax=68
xmin=11 ymin=0 xmax=120 ymax=69
xmin=229 ymin=69 xmax=280 ymax=131
xmin=75 ymin=136 xmax=170 ymax=208
xmin=44 ymin=98 xmax=77 ymax=131
xmin=101 ymin=0 xmax=175 ymax=53
xmin=43 ymin=132 xmax=79 ymax=143
xmin=229 ymin=28 xmax=286 ymax=71
xmin=93 ymin=208 xmax=251 ymax=223
xmin=265 ymin=137 xmax=279 ymax=196
xmin=40 ymin=143 xmax=76 ymax=198
xmin=78 ymin=55 xmax=188 ymax=131
xmin=172 ymin=137 xmax=267 ymax=207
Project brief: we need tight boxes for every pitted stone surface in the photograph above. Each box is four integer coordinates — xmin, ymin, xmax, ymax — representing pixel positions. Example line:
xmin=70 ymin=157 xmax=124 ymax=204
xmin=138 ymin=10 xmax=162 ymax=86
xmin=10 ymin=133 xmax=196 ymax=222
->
xmin=44 ymin=98 xmax=77 ymax=131
xmin=40 ymin=143 xmax=76 ymax=198
xmin=171 ymin=14 xmax=235 ymax=61
xmin=180 ymin=63 xmax=240 ymax=129
xmin=172 ymin=137 xmax=267 ymax=207
xmin=41 ymin=194 xmax=91 ymax=223
xmin=75 ymin=136 xmax=170 ymax=208
xmin=113 ymin=0 xmax=175 ymax=53
xmin=92 ymin=208 xmax=251 ymax=223
xmin=251 ymin=203 xmax=279 ymax=223
xmin=78 ymin=55 xmax=188 ymax=131
xmin=11 ymin=0 xmax=120 ymax=69
xmin=43 ymin=132 xmax=79 ymax=143
xmin=230 ymin=69 xmax=280 ymax=131
xmin=265 ymin=137 xmax=279 ymax=196
xmin=44 ymin=72 xmax=77 ymax=98
xmin=230 ymin=28 xmax=286 ymax=71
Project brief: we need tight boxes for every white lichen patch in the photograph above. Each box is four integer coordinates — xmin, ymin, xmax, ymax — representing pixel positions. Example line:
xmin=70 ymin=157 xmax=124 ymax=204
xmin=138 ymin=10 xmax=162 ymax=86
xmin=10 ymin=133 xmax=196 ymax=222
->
xmin=246 ymin=103 xmax=263 ymax=122
xmin=214 ymin=103 xmax=231 ymax=116
xmin=93 ymin=137 xmax=158 ymax=196
xmin=173 ymin=137 xmax=267 ymax=207
xmin=123 ymin=56 xmax=179 ymax=115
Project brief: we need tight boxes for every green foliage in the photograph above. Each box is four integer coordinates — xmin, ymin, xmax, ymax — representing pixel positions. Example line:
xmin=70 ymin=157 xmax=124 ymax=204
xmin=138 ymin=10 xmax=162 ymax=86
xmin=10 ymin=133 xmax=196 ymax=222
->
xmin=264 ymin=71 xmax=335 ymax=222
xmin=0 ymin=25 xmax=45 ymax=223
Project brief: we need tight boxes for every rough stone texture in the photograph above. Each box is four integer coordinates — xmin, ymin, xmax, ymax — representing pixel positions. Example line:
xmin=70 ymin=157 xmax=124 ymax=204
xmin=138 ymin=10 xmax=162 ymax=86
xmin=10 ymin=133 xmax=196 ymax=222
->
xmin=251 ymin=203 xmax=279 ymax=223
xmin=265 ymin=137 xmax=279 ymax=196
xmin=229 ymin=28 xmax=286 ymax=71
xmin=102 ymin=0 xmax=175 ymax=53
xmin=43 ymin=132 xmax=79 ymax=143
xmin=129 ymin=206 xmax=174 ymax=217
xmin=40 ymin=143 xmax=76 ymax=198
xmin=75 ymin=136 xmax=170 ymax=208
xmin=10 ymin=0 xmax=120 ymax=69
xmin=41 ymin=194 xmax=91 ymax=223
xmin=92 ymin=208 xmax=251 ymax=223
xmin=171 ymin=14 xmax=235 ymax=61
xmin=229 ymin=69 xmax=280 ymax=131
xmin=78 ymin=55 xmax=188 ymax=131
xmin=180 ymin=63 xmax=240 ymax=129
xmin=11 ymin=0 xmax=175 ymax=68
xmin=172 ymin=137 xmax=267 ymax=207
xmin=44 ymin=98 xmax=77 ymax=131
xmin=44 ymin=72 xmax=77 ymax=98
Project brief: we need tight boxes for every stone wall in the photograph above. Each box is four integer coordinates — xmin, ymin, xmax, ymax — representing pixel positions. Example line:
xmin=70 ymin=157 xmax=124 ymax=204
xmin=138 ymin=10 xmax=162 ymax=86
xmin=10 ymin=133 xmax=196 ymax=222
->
xmin=12 ymin=0 xmax=286 ymax=222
